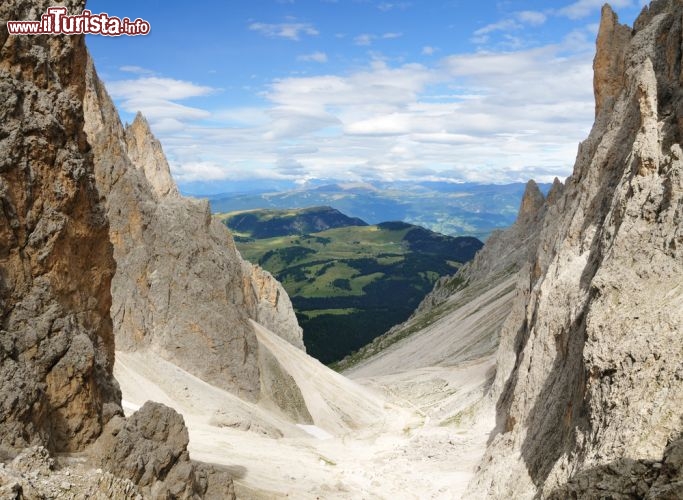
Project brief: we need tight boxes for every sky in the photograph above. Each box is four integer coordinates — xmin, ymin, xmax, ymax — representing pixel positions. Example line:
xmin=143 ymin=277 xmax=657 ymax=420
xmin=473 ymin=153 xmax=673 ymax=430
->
xmin=85 ymin=0 xmax=648 ymax=194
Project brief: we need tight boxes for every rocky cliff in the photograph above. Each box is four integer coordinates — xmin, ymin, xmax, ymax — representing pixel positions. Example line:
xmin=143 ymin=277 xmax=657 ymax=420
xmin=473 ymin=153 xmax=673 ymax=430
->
xmin=0 ymin=0 xmax=121 ymax=454
xmin=1 ymin=1 xmax=236 ymax=497
xmin=82 ymin=58 xmax=305 ymax=404
xmin=469 ymin=2 xmax=683 ymax=497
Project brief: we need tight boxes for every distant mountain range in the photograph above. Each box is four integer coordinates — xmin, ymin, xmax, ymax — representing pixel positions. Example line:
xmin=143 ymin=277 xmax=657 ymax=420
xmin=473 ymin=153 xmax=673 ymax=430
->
xmin=219 ymin=206 xmax=483 ymax=364
xmin=223 ymin=206 xmax=368 ymax=239
xmin=205 ymin=181 xmax=552 ymax=241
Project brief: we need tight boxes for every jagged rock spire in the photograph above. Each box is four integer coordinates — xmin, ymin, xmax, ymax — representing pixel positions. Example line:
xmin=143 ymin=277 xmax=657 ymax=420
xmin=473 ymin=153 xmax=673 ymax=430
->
xmin=593 ymin=5 xmax=631 ymax=118
xmin=125 ymin=112 xmax=179 ymax=199
xmin=517 ymin=179 xmax=545 ymax=223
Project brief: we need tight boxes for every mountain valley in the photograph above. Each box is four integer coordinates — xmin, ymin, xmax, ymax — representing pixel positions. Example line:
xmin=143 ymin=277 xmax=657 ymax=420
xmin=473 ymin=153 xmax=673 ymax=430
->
xmin=220 ymin=207 xmax=483 ymax=363
xmin=1 ymin=1 xmax=681 ymax=499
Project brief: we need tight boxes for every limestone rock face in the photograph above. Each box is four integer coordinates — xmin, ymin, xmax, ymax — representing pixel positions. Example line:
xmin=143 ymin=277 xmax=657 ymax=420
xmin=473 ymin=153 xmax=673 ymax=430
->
xmin=593 ymin=5 xmax=631 ymax=119
xmin=469 ymin=2 xmax=683 ymax=497
xmin=0 ymin=0 xmax=121 ymax=453
xmin=82 ymin=59 xmax=304 ymax=402
xmin=0 ymin=2 xmax=238 ymax=497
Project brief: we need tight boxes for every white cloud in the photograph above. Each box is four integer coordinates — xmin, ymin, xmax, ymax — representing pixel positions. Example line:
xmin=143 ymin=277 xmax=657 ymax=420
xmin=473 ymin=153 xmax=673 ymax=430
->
xmin=172 ymin=161 xmax=235 ymax=182
xmin=243 ymin=44 xmax=591 ymax=182
xmin=107 ymin=77 xmax=215 ymax=101
xmin=212 ymin=107 xmax=270 ymax=127
xmin=422 ymin=46 xmax=437 ymax=56
xmin=104 ymin=30 xmax=598 ymax=187
xmin=471 ymin=19 xmax=520 ymax=44
xmin=297 ymin=51 xmax=328 ymax=63
xmin=377 ymin=2 xmax=411 ymax=12
xmin=516 ymin=10 xmax=547 ymax=25
xmin=354 ymin=32 xmax=403 ymax=45
xmin=119 ymin=65 xmax=154 ymax=75
xmin=471 ymin=10 xmax=548 ymax=45
xmin=266 ymin=61 xmax=433 ymax=110
xmin=106 ymin=77 xmax=216 ymax=124
xmin=118 ymin=98 xmax=211 ymax=122
xmin=249 ymin=21 xmax=319 ymax=40
xmin=558 ymin=0 xmax=633 ymax=19
xmin=473 ymin=19 xmax=521 ymax=37
xmin=263 ymin=108 xmax=340 ymax=140
xmin=354 ymin=34 xmax=374 ymax=46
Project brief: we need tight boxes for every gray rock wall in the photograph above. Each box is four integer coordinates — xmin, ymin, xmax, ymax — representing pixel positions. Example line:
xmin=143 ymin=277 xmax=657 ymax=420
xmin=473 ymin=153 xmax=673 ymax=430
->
xmin=469 ymin=2 xmax=683 ymax=497
xmin=83 ymin=57 xmax=305 ymax=403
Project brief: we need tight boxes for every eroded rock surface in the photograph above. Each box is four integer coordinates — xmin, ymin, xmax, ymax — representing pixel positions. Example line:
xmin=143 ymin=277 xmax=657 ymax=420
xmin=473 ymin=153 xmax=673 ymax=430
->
xmin=0 ymin=0 xmax=121 ymax=454
xmin=0 ymin=2 xmax=237 ymax=497
xmin=0 ymin=446 xmax=142 ymax=500
xmin=468 ymin=2 xmax=683 ymax=497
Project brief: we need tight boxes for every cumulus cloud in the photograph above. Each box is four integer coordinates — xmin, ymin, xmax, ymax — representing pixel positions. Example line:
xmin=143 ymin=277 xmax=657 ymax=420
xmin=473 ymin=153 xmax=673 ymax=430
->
xmin=103 ymin=28 xmax=598 ymax=187
xmin=276 ymin=157 xmax=308 ymax=175
xmin=265 ymin=61 xmax=433 ymax=112
xmin=172 ymin=161 xmax=233 ymax=182
xmin=247 ymin=43 xmax=593 ymax=183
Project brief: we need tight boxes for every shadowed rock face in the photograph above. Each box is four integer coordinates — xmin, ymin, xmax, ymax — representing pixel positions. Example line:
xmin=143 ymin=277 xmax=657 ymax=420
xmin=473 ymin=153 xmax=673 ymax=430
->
xmin=0 ymin=0 xmax=121 ymax=453
xmin=82 ymin=56 xmax=305 ymax=404
xmin=468 ymin=1 xmax=683 ymax=497
xmin=0 ymin=2 xmax=235 ymax=497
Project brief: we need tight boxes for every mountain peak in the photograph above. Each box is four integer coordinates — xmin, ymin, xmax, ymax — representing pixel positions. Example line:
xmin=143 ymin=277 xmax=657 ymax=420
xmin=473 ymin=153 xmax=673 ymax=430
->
xmin=546 ymin=177 xmax=565 ymax=205
xmin=125 ymin=113 xmax=179 ymax=199
xmin=517 ymin=179 xmax=545 ymax=221
xmin=593 ymin=4 xmax=631 ymax=118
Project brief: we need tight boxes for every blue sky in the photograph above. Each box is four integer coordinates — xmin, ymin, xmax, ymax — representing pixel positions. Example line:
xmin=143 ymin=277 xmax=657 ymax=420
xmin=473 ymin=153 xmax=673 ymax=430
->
xmin=86 ymin=0 xmax=648 ymax=193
